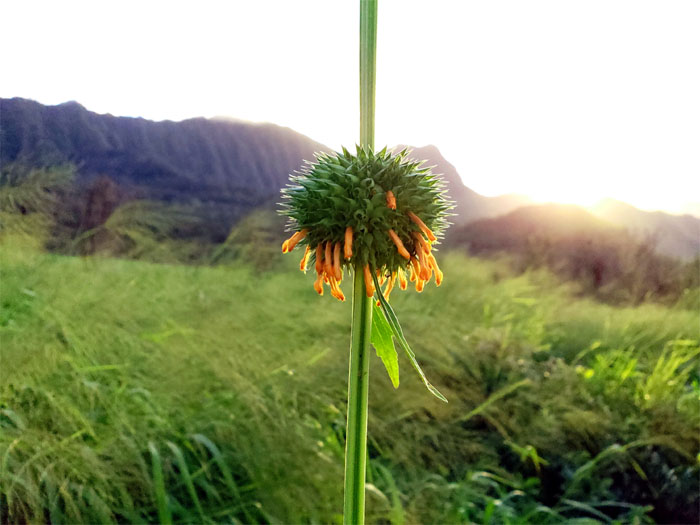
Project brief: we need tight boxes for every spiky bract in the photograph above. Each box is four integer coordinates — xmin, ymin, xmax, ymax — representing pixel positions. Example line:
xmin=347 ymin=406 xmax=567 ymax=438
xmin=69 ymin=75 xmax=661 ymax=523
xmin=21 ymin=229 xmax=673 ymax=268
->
xmin=280 ymin=146 xmax=452 ymax=299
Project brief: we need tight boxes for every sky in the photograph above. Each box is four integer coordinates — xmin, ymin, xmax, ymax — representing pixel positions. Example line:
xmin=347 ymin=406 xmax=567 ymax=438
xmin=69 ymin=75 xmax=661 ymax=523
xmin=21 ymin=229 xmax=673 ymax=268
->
xmin=2 ymin=0 xmax=698 ymax=215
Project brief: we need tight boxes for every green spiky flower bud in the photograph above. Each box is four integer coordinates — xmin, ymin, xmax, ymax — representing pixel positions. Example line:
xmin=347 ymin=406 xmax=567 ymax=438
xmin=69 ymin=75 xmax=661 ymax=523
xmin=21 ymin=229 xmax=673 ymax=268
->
xmin=280 ymin=146 xmax=452 ymax=301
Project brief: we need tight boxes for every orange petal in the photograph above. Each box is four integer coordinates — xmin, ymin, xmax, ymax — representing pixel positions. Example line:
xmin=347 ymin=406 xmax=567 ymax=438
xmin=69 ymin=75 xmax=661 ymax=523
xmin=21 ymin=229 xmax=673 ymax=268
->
xmin=363 ymin=264 xmax=375 ymax=298
xmin=283 ymin=228 xmax=309 ymax=253
xmin=398 ymin=267 xmax=408 ymax=290
xmin=428 ymin=253 xmax=441 ymax=273
xmin=410 ymin=256 xmax=421 ymax=281
xmin=299 ymin=245 xmax=310 ymax=272
xmin=408 ymin=212 xmax=436 ymax=242
xmin=416 ymin=279 xmax=425 ymax=292
xmin=418 ymin=249 xmax=432 ymax=281
xmin=388 ymin=229 xmax=411 ymax=260
xmin=330 ymin=276 xmax=345 ymax=302
xmin=324 ymin=241 xmax=333 ymax=277
xmin=386 ymin=190 xmax=396 ymax=210
xmin=313 ymin=272 xmax=324 ymax=295
xmin=428 ymin=254 xmax=443 ymax=286
xmin=344 ymin=226 xmax=353 ymax=259
xmin=333 ymin=242 xmax=342 ymax=280
xmin=384 ymin=273 xmax=396 ymax=301
xmin=412 ymin=231 xmax=431 ymax=254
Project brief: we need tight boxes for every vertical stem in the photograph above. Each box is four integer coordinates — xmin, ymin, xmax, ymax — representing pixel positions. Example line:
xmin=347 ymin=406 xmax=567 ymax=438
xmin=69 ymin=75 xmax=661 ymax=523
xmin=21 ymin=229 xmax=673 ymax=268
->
xmin=344 ymin=2 xmax=377 ymax=524
xmin=344 ymin=268 xmax=373 ymax=525
xmin=359 ymin=0 xmax=378 ymax=149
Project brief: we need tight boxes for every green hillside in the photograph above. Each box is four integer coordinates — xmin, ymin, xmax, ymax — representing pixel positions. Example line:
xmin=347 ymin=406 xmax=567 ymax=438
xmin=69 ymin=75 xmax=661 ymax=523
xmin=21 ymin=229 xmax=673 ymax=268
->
xmin=1 ymin=224 xmax=698 ymax=524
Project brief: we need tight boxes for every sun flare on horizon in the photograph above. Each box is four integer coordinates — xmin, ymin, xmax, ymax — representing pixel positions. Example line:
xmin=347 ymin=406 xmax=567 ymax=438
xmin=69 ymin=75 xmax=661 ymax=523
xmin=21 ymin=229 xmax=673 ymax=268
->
xmin=1 ymin=0 xmax=698 ymax=215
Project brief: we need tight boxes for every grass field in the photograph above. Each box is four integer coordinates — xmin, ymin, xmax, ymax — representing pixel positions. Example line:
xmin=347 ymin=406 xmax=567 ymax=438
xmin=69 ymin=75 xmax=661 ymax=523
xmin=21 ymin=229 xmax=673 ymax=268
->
xmin=1 ymin=228 xmax=698 ymax=524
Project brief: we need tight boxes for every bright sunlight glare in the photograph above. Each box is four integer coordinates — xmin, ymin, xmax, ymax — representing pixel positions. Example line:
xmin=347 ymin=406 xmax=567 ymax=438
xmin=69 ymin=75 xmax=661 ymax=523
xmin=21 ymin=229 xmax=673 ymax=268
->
xmin=1 ymin=0 xmax=698 ymax=214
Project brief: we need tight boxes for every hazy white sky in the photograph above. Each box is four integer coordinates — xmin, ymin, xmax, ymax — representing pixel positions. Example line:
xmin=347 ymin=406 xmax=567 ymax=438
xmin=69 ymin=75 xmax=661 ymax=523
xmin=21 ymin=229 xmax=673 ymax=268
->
xmin=2 ymin=0 xmax=698 ymax=214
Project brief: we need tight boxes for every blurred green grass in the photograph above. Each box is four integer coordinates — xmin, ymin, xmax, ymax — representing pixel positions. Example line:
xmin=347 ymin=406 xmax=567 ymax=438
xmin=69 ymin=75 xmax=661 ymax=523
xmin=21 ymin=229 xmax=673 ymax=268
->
xmin=1 ymin=229 xmax=698 ymax=524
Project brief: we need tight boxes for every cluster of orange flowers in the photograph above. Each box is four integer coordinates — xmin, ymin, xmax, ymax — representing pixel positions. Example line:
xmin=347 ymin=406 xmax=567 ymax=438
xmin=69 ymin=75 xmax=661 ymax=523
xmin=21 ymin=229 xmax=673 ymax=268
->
xmin=282 ymin=191 xmax=443 ymax=302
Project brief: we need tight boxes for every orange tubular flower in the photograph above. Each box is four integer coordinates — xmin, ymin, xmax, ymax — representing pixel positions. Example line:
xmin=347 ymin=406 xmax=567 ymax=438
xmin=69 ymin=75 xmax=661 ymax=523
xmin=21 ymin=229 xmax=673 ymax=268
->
xmin=300 ymin=245 xmax=310 ymax=272
xmin=330 ymin=276 xmax=346 ymax=302
xmin=333 ymin=242 xmax=342 ymax=281
xmin=410 ymin=256 xmax=421 ymax=281
xmin=417 ymin=249 xmax=432 ymax=281
xmin=313 ymin=271 xmax=324 ymax=295
xmin=363 ymin=264 xmax=375 ymax=297
xmin=428 ymin=253 xmax=443 ymax=286
xmin=407 ymin=212 xmax=436 ymax=242
xmin=415 ymin=278 xmax=425 ymax=292
xmin=377 ymin=273 xmax=396 ymax=306
xmin=385 ymin=190 xmax=396 ymax=210
xmin=412 ymin=232 xmax=431 ymax=254
xmin=324 ymin=241 xmax=333 ymax=277
xmin=397 ymin=267 xmax=408 ymax=290
xmin=384 ymin=273 xmax=396 ymax=299
xmin=344 ymin=226 xmax=354 ymax=259
xmin=387 ymin=229 xmax=411 ymax=260
xmin=315 ymin=244 xmax=324 ymax=274
xmin=282 ymin=228 xmax=309 ymax=253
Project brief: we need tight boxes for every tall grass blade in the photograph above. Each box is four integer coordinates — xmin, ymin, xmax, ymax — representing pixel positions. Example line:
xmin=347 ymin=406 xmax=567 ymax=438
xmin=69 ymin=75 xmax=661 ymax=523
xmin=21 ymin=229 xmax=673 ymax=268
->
xmin=148 ymin=442 xmax=172 ymax=525
xmin=166 ymin=441 xmax=205 ymax=522
xmin=458 ymin=379 xmax=531 ymax=423
xmin=191 ymin=433 xmax=255 ymax=523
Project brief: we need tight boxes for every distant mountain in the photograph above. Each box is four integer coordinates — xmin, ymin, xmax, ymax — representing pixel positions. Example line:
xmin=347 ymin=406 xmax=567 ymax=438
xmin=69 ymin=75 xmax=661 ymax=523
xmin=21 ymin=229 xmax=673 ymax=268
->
xmin=1 ymin=97 xmax=328 ymax=239
xmin=0 ymin=98 xmax=531 ymax=240
xmin=3 ymin=98 xmax=696 ymax=261
xmin=395 ymin=145 xmax=531 ymax=224
xmin=451 ymin=203 xmax=620 ymax=253
xmin=449 ymin=203 xmax=694 ymax=303
xmin=591 ymin=199 xmax=700 ymax=260
xmin=394 ymin=145 xmax=698 ymax=259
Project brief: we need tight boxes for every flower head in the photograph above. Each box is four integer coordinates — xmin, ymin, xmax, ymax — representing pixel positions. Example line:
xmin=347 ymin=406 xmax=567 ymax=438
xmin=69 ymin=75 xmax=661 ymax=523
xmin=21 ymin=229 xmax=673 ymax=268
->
xmin=280 ymin=146 xmax=452 ymax=300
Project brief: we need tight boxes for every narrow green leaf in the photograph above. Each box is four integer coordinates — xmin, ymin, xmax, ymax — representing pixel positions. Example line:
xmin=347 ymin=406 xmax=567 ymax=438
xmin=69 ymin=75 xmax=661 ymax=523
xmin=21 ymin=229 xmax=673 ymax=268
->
xmin=166 ymin=441 xmax=205 ymax=522
xmin=190 ymin=434 xmax=240 ymax=500
xmin=372 ymin=274 xmax=448 ymax=403
xmin=371 ymin=303 xmax=399 ymax=388
xmin=458 ymin=379 xmax=531 ymax=422
xmin=148 ymin=442 xmax=172 ymax=525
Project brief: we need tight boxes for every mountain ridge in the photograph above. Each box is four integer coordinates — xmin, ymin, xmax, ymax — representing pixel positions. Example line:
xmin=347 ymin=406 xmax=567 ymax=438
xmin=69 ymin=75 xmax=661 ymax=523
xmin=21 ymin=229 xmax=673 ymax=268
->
xmin=2 ymin=97 xmax=697 ymax=259
xmin=395 ymin=144 xmax=532 ymax=224
xmin=590 ymin=198 xmax=700 ymax=260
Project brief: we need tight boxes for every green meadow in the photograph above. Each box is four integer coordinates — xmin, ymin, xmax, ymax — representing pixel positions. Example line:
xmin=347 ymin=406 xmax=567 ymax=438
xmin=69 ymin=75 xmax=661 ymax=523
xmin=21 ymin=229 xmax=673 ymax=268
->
xmin=1 ymin=226 xmax=698 ymax=524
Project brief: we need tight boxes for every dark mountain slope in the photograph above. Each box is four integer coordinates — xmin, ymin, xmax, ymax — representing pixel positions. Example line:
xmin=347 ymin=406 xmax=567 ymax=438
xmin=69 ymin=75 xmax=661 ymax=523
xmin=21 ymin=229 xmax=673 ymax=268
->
xmin=3 ymin=98 xmax=696 ymax=262
xmin=1 ymin=97 xmax=328 ymax=236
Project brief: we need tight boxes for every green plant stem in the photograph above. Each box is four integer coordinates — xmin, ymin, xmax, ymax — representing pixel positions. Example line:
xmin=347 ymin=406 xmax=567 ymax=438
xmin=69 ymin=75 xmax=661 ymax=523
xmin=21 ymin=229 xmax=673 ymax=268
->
xmin=344 ymin=2 xmax=377 ymax=524
xmin=344 ymin=267 xmax=373 ymax=525
xmin=359 ymin=0 xmax=378 ymax=148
